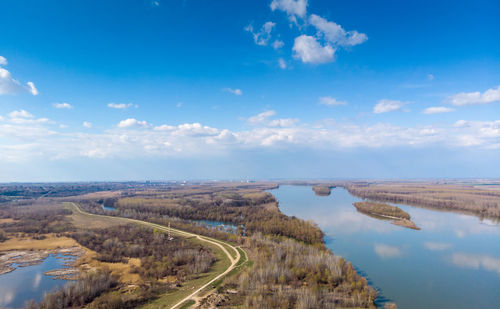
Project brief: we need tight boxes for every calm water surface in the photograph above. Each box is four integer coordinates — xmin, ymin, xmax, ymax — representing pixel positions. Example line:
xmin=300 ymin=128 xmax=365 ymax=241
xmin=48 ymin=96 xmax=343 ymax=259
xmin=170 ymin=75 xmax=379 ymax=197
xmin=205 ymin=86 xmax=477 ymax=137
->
xmin=270 ymin=185 xmax=500 ymax=309
xmin=0 ymin=254 xmax=75 ymax=308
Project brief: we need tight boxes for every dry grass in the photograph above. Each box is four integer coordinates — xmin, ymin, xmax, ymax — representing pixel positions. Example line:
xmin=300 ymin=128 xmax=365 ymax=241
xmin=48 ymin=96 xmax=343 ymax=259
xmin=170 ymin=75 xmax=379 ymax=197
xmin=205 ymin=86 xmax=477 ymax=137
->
xmin=76 ymin=248 xmax=142 ymax=284
xmin=0 ymin=218 xmax=16 ymax=224
xmin=0 ymin=234 xmax=79 ymax=251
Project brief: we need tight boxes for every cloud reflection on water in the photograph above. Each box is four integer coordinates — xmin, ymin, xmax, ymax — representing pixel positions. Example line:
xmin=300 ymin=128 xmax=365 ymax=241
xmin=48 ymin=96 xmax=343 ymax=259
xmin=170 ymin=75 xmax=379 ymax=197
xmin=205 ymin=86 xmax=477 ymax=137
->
xmin=451 ymin=252 xmax=500 ymax=276
xmin=374 ymin=243 xmax=403 ymax=259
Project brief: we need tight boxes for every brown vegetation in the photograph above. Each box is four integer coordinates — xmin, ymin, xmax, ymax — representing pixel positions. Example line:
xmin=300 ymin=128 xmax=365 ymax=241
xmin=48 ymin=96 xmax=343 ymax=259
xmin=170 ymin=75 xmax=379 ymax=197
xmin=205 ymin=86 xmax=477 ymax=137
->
xmin=210 ymin=234 xmax=376 ymax=308
xmin=346 ymin=181 xmax=500 ymax=219
xmin=313 ymin=185 xmax=332 ymax=196
xmin=353 ymin=202 xmax=411 ymax=220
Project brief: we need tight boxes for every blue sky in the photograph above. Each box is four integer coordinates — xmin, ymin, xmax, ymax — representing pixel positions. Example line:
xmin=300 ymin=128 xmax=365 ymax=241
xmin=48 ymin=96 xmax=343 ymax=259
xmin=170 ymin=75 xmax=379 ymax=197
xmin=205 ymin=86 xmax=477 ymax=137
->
xmin=1 ymin=0 xmax=500 ymax=181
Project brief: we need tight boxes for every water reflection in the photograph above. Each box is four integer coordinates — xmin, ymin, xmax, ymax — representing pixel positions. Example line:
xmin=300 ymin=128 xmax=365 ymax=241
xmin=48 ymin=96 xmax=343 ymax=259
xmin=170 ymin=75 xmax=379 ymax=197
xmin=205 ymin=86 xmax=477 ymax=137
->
xmin=422 ymin=242 xmax=452 ymax=251
xmin=374 ymin=243 xmax=403 ymax=259
xmin=451 ymin=253 xmax=500 ymax=276
xmin=271 ymin=185 xmax=500 ymax=309
xmin=0 ymin=254 xmax=74 ymax=308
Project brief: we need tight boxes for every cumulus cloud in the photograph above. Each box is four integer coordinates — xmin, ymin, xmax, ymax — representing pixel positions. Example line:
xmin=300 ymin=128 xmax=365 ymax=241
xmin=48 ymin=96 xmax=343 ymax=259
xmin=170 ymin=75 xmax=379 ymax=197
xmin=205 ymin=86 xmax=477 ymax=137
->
xmin=9 ymin=110 xmax=33 ymax=119
xmin=270 ymin=0 xmax=308 ymax=18
xmin=447 ymin=85 xmax=500 ymax=106
xmin=319 ymin=96 xmax=347 ymax=106
xmin=374 ymin=243 xmax=403 ymax=259
xmin=373 ymin=99 xmax=407 ymax=114
xmin=292 ymin=35 xmax=335 ymax=64
xmin=83 ymin=121 xmax=92 ymax=128
xmin=422 ymin=106 xmax=454 ymax=114
xmin=224 ymin=88 xmax=242 ymax=95
xmin=117 ymin=118 xmax=150 ymax=128
xmin=53 ymin=102 xmax=73 ymax=109
xmin=309 ymin=14 xmax=367 ymax=47
xmin=245 ymin=22 xmax=276 ymax=46
xmin=0 ymin=57 xmax=38 ymax=96
xmin=108 ymin=103 xmax=135 ymax=109
xmin=2 ymin=109 xmax=500 ymax=162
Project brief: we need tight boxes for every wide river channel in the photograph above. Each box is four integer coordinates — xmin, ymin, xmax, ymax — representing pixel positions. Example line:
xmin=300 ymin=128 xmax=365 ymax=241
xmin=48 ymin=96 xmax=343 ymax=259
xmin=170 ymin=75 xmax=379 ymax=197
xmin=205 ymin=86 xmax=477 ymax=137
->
xmin=270 ymin=185 xmax=500 ymax=309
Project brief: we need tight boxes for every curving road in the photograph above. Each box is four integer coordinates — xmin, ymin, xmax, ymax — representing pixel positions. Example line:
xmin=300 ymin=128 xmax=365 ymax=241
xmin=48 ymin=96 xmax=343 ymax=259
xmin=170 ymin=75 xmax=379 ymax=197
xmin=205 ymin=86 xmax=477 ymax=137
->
xmin=69 ymin=202 xmax=245 ymax=309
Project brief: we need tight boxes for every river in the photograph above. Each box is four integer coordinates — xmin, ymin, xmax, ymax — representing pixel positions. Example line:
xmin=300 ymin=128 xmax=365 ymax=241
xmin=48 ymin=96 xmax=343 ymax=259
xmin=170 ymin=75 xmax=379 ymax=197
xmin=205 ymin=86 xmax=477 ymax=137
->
xmin=270 ymin=185 xmax=500 ymax=309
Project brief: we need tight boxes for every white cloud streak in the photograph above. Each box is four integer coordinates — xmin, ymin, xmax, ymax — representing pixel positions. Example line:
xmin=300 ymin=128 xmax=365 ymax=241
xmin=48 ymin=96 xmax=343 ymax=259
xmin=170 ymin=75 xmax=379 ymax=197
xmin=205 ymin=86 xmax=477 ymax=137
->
xmin=107 ymin=103 xmax=135 ymax=109
xmin=373 ymin=99 xmax=407 ymax=114
xmin=53 ymin=102 xmax=73 ymax=109
xmin=224 ymin=88 xmax=242 ymax=95
xmin=319 ymin=96 xmax=347 ymax=106
xmin=447 ymin=85 xmax=500 ymax=106
xmin=422 ymin=106 xmax=454 ymax=114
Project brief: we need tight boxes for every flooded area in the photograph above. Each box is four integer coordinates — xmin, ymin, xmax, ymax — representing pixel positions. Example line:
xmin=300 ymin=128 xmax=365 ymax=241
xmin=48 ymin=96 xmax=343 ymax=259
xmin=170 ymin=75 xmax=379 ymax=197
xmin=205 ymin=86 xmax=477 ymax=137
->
xmin=270 ymin=185 xmax=500 ymax=309
xmin=0 ymin=254 xmax=76 ymax=308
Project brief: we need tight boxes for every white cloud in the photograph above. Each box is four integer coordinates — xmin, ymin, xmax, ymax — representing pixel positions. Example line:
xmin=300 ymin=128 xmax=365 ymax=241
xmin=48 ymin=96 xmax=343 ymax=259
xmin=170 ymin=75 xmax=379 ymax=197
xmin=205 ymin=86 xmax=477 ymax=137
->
xmin=292 ymin=35 xmax=335 ymax=64
xmin=26 ymin=81 xmax=38 ymax=95
xmin=373 ymin=99 xmax=407 ymax=114
xmin=107 ymin=103 xmax=135 ymax=109
xmin=9 ymin=110 xmax=33 ymax=119
xmin=83 ymin=121 xmax=92 ymax=128
xmin=176 ymin=102 xmax=183 ymax=108
xmin=270 ymin=0 xmax=308 ymax=18
xmin=117 ymin=118 xmax=150 ymax=128
xmin=0 ymin=67 xmax=38 ymax=96
xmin=224 ymin=88 xmax=242 ymax=95
xmin=374 ymin=243 xmax=403 ymax=259
xmin=0 ymin=56 xmax=7 ymax=66
xmin=319 ymin=96 xmax=347 ymax=106
xmin=428 ymin=74 xmax=435 ymax=81
xmin=3 ymin=109 xmax=500 ymax=162
xmin=422 ymin=106 xmax=454 ymax=114
xmin=245 ymin=22 xmax=276 ymax=46
xmin=272 ymin=40 xmax=284 ymax=49
xmin=278 ymin=58 xmax=287 ymax=69
xmin=268 ymin=118 xmax=299 ymax=127
xmin=53 ymin=102 xmax=73 ymax=109
xmin=247 ymin=110 xmax=276 ymax=125
xmin=447 ymin=85 xmax=500 ymax=106
xmin=309 ymin=14 xmax=367 ymax=47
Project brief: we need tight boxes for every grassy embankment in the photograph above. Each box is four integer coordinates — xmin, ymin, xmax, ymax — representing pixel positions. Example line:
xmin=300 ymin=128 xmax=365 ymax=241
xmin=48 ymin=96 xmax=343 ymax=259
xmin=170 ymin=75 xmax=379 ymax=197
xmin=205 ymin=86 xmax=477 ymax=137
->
xmin=66 ymin=202 xmax=246 ymax=309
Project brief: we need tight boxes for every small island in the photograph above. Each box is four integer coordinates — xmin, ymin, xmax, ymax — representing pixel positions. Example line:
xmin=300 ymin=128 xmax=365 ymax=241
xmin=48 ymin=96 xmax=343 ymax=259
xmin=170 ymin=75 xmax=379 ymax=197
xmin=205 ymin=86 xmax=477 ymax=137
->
xmin=312 ymin=185 xmax=332 ymax=196
xmin=353 ymin=201 xmax=420 ymax=230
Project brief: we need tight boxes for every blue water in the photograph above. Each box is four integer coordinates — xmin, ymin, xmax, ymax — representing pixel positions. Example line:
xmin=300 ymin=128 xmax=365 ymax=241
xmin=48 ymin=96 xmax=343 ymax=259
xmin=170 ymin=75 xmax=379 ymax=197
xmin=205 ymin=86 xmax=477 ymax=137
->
xmin=0 ymin=254 xmax=75 ymax=308
xmin=101 ymin=204 xmax=116 ymax=211
xmin=270 ymin=185 xmax=500 ymax=309
xmin=193 ymin=220 xmax=242 ymax=234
